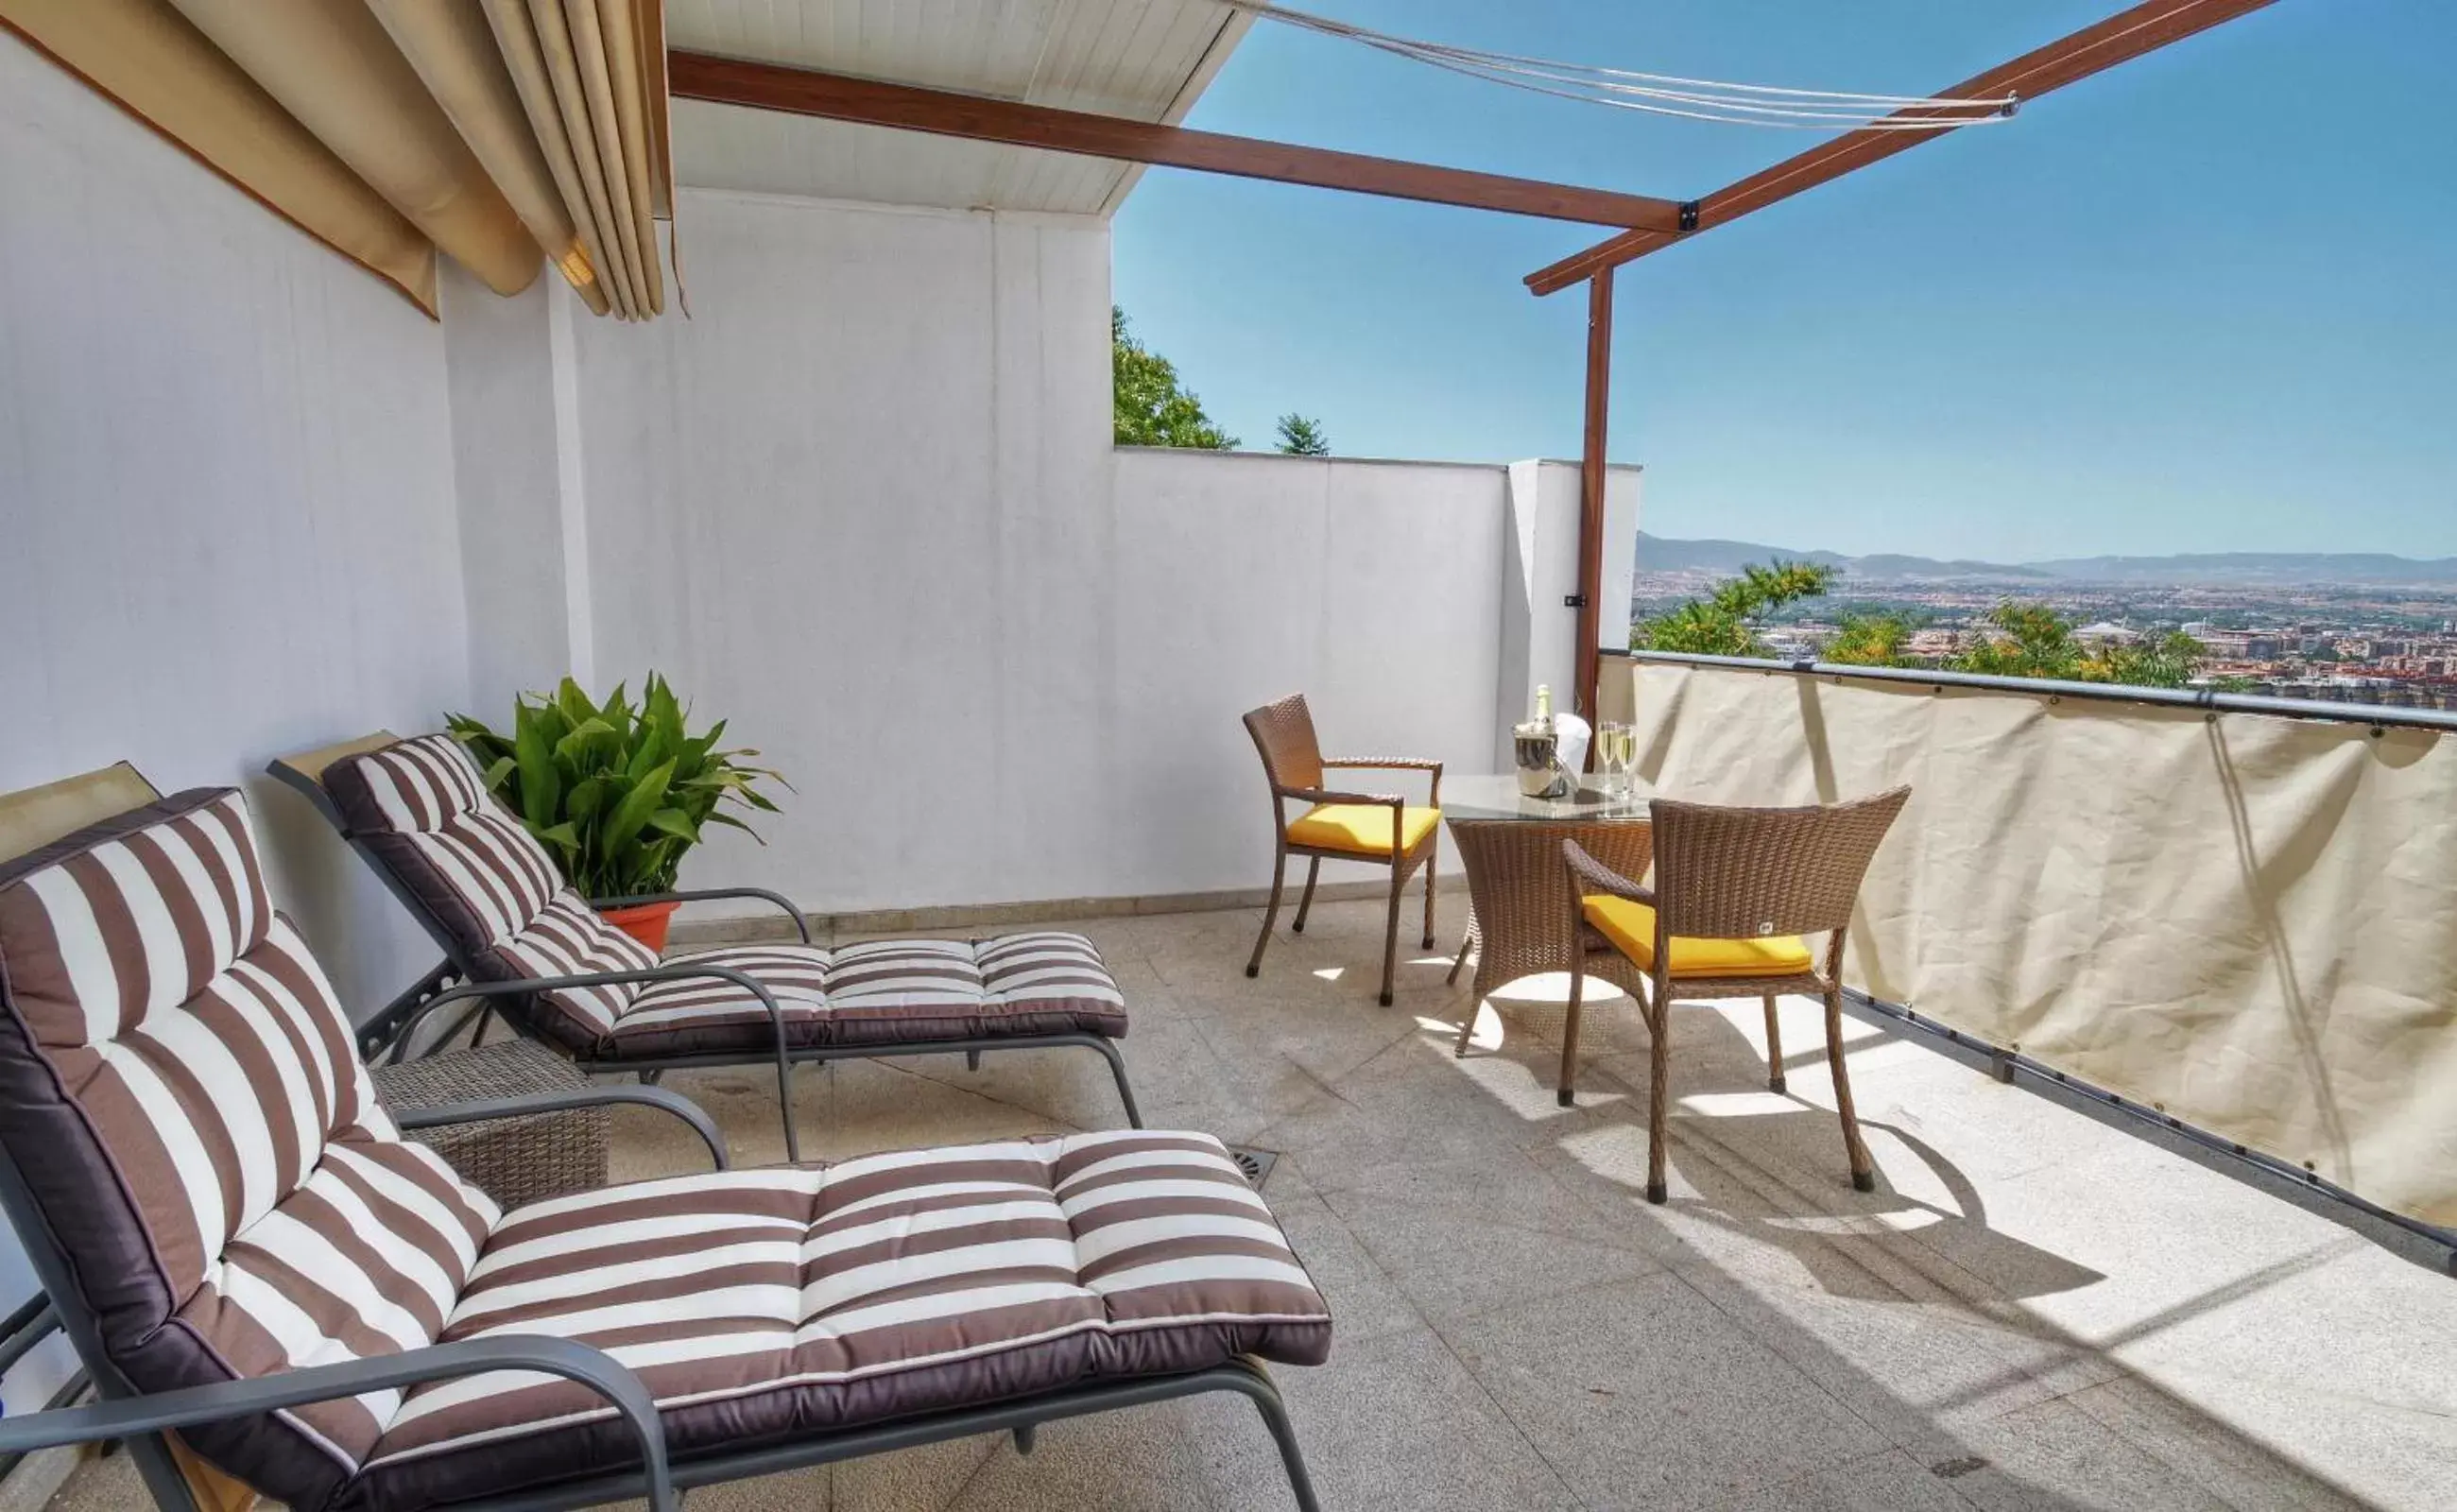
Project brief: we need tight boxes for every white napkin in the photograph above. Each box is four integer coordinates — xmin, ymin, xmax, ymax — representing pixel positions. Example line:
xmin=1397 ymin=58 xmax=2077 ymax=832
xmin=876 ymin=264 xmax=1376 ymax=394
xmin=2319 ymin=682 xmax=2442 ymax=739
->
xmin=1553 ymin=713 xmax=1590 ymax=783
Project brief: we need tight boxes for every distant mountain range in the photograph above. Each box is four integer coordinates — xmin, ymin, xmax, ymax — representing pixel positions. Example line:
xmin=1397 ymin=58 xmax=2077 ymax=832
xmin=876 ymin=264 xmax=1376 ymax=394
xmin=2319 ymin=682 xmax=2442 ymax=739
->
xmin=1636 ymin=534 xmax=2457 ymax=588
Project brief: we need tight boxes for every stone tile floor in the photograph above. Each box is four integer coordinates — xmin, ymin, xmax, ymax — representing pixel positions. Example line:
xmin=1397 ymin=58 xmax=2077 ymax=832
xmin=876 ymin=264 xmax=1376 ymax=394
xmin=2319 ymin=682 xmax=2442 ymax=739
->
xmin=53 ymin=898 xmax=2457 ymax=1510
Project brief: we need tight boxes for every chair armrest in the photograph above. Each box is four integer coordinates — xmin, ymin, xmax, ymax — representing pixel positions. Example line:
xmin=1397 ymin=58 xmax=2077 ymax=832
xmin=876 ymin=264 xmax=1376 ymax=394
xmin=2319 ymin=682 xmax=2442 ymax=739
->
xmin=1278 ymin=785 xmax=1405 ymax=810
xmin=1563 ymin=839 xmax=1654 ymax=904
xmin=1321 ymin=757 xmax=1442 ymax=807
xmin=0 ymin=1335 xmax=678 ymax=1512
xmin=590 ymin=886 xmax=811 ymax=944
xmin=396 ymin=1086 xmax=729 ymax=1171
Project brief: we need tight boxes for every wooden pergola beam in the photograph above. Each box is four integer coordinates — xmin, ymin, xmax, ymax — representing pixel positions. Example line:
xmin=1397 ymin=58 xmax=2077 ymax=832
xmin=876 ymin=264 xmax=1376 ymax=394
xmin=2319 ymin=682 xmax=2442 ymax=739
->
xmin=1525 ymin=0 xmax=2281 ymax=295
xmin=670 ymin=52 xmax=1688 ymax=232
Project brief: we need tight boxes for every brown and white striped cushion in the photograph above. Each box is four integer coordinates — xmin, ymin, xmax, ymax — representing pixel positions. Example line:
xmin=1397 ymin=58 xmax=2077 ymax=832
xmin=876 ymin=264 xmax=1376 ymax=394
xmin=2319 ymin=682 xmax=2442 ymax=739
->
xmin=323 ymin=735 xmax=560 ymax=949
xmin=354 ymin=1129 xmax=1331 ymax=1509
xmin=321 ymin=737 xmax=659 ymax=1051
xmin=0 ymin=790 xmax=499 ymax=1510
xmin=490 ymin=891 xmax=662 ymax=1047
xmin=602 ymin=934 xmax=1129 ymax=1057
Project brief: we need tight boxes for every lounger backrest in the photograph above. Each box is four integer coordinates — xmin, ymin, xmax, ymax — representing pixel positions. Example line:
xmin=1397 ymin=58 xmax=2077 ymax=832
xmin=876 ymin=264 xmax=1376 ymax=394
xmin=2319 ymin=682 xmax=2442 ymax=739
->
xmin=319 ymin=735 xmax=658 ymax=1051
xmin=0 ymin=789 xmax=497 ymax=1508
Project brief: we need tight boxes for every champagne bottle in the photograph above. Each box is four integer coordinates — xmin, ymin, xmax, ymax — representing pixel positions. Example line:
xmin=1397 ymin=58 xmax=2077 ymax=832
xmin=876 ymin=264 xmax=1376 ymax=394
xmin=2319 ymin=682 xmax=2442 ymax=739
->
xmin=1534 ymin=683 xmax=1554 ymax=732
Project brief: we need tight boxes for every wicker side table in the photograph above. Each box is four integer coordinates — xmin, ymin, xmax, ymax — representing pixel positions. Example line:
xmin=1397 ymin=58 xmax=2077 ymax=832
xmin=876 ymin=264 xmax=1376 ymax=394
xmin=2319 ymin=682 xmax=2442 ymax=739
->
xmin=370 ymin=1040 xmax=609 ymax=1211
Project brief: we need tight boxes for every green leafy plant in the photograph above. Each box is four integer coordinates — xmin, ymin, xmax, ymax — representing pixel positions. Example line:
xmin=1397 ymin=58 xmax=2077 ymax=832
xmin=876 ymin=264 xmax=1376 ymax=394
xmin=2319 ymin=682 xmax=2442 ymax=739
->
xmin=446 ymin=674 xmax=786 ymax=898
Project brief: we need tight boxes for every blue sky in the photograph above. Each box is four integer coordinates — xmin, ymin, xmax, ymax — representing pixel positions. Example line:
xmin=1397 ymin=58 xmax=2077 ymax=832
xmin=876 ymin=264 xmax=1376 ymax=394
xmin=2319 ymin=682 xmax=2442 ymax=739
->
xmin=1111 ymin=2 xmax=2456 ymax=562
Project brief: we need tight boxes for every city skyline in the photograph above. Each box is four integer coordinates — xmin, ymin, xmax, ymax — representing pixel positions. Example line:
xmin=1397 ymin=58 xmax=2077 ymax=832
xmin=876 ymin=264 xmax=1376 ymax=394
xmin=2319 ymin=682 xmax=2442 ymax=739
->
xmin=1112 ymin=2 xmax=2455 ymax=561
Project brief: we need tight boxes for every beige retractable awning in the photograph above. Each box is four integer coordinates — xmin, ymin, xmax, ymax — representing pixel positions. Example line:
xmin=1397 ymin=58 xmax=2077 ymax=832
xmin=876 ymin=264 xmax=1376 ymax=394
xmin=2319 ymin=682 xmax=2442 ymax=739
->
xmin=0 ymin=0 xmax=676 ymax=318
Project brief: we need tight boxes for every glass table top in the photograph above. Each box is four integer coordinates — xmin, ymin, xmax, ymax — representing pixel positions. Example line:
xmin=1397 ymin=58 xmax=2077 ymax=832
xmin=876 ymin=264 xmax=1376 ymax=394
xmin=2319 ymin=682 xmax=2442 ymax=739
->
xmin=1440 ymin=774 xmax=1658 ymax=823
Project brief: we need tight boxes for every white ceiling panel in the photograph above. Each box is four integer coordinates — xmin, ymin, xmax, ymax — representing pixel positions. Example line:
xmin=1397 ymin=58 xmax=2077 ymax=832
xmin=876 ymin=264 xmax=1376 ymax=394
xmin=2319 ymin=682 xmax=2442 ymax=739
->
xmin=666 ymin=0 xmax=1251 ymax=214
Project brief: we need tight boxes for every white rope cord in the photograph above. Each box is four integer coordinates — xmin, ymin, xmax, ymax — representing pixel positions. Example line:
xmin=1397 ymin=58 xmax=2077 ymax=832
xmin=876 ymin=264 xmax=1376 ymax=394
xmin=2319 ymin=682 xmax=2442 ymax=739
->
xmin=1218 ymin=0 xmax=2019 ymax=129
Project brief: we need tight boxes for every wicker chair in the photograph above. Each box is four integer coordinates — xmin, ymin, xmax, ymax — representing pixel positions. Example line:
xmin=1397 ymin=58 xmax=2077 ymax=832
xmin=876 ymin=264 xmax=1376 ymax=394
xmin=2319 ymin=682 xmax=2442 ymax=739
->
xmin=1562 ymin=787 xmax=1911 ymax=1203
xmin=1241 ymin=695 xmax=1442 ymax=1006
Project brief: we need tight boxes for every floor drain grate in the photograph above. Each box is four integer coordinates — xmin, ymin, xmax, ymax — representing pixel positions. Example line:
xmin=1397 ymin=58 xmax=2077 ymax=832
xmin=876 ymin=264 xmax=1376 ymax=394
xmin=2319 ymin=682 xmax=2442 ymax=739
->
xmin=1225 ymin=1145 xmax=1280 ymax=1190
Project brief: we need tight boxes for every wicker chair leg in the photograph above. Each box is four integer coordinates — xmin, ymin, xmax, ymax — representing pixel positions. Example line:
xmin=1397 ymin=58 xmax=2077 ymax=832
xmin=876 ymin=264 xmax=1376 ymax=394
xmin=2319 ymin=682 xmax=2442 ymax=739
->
xmin=1761 ymin=993 xmax=1787 ymax=1094
xmin=1558 ymin=957 xmax=1585 ymax=1108
xmin=1825 ymin=987 xmax=1877 ymax=1192
xmin=1246 ymin=850 xmax=1288 ymax=978
xmin=1446 ymin=931 xmax=1471 ymax=987
xmin=1377 ymin=863 xmax=1404 ymax=1006
xmin=1291 ymin=858 xmax=1322 ymax=934
xmin=1419 ymin=839 xmax=1437 ymax=950
xmin=1644 ymin=972 xmax=1672 ymax=1205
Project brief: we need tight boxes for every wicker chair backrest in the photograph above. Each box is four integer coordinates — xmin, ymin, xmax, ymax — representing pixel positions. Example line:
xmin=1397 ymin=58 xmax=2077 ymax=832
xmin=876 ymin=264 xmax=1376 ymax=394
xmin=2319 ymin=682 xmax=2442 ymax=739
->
xmin=1649 ymin=787 xmax=1911 ymax=942
xmin=1243 ymin=694 xmax=1325 ymax=794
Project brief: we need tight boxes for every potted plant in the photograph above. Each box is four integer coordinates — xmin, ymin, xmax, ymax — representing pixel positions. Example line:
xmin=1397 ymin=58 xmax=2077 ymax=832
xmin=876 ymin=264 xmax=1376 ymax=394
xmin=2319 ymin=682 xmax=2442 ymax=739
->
xmin=447 ymin=674 xmax=786 ymax=952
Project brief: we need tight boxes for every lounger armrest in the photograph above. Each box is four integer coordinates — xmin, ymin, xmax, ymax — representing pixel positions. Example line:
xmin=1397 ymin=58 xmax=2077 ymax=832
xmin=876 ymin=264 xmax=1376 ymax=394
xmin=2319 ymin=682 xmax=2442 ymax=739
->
xmin=590 ymin=887 xmax=812 ymax=944
xmin=394 ymin=965 xmax=793 ymax=1067
xmin=1563 ymin=839 xmax=1654 ymax=904
xmin=0 ymin=1335 xmax=679 ymax=1512
xmin=397 ymin=1086 xmax=729 ymax=1172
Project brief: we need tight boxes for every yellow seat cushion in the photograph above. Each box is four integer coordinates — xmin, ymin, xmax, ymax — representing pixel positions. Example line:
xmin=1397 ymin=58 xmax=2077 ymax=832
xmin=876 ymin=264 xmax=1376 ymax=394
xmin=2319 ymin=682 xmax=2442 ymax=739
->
xmin=1581 ymin=895 xmax=1814 ymax=979
xmin=1287 ymin=803 xmax=1441 ymax=857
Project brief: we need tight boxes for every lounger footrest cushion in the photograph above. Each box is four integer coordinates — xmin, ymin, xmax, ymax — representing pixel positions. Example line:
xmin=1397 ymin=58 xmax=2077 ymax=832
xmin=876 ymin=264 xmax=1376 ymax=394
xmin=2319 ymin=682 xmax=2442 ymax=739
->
xmin=599 ymin=933 xmax=1129 ymax=1057
xmin=351 ymin=1130 xmax=1331 ymax=1510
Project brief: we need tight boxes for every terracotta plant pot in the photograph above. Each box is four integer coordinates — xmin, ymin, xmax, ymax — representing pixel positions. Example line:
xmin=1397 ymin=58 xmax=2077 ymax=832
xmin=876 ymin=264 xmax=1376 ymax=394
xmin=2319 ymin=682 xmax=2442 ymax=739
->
xmin=597 ymin=899 xmax=680 ymax=954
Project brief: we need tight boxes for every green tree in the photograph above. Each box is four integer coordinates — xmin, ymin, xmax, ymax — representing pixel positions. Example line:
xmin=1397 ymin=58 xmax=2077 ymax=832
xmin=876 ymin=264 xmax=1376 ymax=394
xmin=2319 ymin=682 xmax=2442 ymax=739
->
xmin=1632 ymin=560 xmax=1837 ymax=657
xmin=1826 ymin=610 xmax=1917 ymax=667
xmin=2096 ymin=630 xmax=2208 ymax=689
xmin=1112 ymin=307 xmax=1236 ymax=450
xmin=1275 ymin=413 xmax=1331 ymax=455
xmin=1948 ymin=603 xmax=2205 ymax=688
xmin=1951 ymin=602 xmax=2084 ymax=680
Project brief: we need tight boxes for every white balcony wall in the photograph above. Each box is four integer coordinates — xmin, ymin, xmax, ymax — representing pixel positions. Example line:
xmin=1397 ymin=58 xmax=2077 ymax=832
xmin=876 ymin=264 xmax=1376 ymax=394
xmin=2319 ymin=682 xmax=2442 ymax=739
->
xmin=565 ymin=189 xmax=1119 ymax=912
xmin=0 ymin=32 xmax=471 ymax=1410
xmin=558 ymin=189 xmax=1639 ymax=912
xmin=1113 ymin=449 xmax=1507 ymax=897
xmin=0 ymin=34 xmax=470 ymax=1019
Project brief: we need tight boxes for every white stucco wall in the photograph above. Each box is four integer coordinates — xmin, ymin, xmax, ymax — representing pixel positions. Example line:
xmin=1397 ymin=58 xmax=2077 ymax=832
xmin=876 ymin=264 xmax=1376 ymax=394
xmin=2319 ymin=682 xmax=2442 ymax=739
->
xmin=1112 ymin=449 xmax=1511 ymax=895
xmin=569 ymin=190 xmax=1120 ymax=910
xmin=561 ymin=190 xmax=1639 ymax=912
xmin=0 ymin=33 xmax=472 ymax=1410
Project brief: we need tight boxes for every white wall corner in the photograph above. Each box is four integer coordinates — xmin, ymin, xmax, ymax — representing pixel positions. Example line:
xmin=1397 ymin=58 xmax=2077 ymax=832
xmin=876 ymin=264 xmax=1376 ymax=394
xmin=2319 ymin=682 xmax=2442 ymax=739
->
xmin=546 ymin=283 xmax=596 ymax=691
xmin=1495 ymin=460 xmax=1590 ymax=765
xmin=1602 ymin=465 xmax=1642 ymax=655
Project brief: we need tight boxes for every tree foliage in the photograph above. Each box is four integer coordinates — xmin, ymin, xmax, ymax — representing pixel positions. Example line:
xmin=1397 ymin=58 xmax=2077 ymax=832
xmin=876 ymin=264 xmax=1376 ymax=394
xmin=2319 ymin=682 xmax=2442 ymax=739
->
xmin=1825 ymin=611 xmax=1917 ymax=668
xmin=1274 ymin=413 xmax=1331 ymax=456
xmin=1952 ymin=603 xmax=2205 ymax=687
xmin=1112 ymin=307 xmax=1236 ymax=450
xmin=1631 ymin=560 xmax=1837 ymax=656
xmin=1632 ymin=567 xmax=2208 ymax=689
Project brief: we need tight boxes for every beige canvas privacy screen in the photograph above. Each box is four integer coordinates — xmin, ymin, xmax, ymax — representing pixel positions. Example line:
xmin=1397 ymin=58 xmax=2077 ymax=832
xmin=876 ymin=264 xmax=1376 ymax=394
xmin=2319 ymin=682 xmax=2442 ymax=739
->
xmin=1612 ymin=659 xmax=2457 ymax=1228
xmin=0 ymin=0 xmax=675 ymax=318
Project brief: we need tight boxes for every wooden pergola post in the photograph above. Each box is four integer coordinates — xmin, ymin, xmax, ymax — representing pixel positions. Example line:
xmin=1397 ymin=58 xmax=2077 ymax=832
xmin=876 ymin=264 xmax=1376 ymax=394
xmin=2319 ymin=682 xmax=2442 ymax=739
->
xmin=1574 ymin=267 xmax=1613 ymax=729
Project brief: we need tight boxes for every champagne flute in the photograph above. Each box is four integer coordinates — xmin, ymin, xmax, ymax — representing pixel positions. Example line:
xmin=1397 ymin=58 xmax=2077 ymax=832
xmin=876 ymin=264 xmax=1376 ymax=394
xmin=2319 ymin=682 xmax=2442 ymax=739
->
xmin=1601 ymin=723 xmax=1636 ymax=798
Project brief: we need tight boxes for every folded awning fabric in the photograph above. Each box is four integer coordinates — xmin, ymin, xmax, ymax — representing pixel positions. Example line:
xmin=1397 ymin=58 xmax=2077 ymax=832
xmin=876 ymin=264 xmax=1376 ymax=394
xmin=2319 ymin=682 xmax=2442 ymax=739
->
xmin=0 ymin=0 xmax=675 ymax=318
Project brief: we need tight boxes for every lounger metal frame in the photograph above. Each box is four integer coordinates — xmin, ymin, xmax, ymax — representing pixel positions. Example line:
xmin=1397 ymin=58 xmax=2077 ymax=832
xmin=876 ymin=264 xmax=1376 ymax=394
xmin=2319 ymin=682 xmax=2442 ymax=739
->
xmin=0 ymin=1095 xmax=1317 ymax=1511
xmin=268 ymin=759 xmax=1142 ymax=1162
